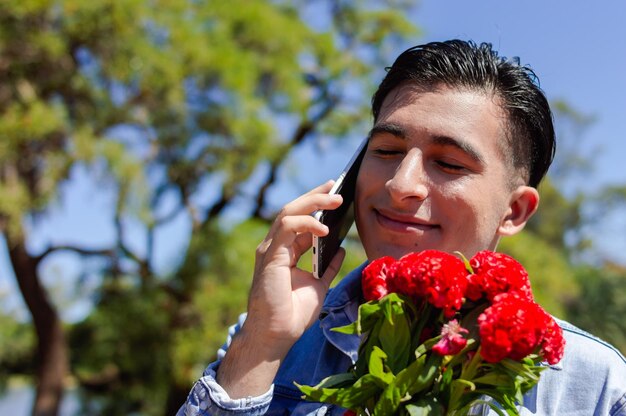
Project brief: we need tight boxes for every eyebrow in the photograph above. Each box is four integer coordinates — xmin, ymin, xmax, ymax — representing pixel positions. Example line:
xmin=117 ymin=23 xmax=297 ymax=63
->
xmin=368 ymin=122 xmax=485 ymax=165
xmin=369 ymin=122 xmax=408 ymax=140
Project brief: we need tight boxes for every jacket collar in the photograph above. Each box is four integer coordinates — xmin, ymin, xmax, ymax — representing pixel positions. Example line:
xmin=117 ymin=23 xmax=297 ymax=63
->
xmin=321 ymin=262 xmax=367 ymax=312
xmin=318 ymin=262 xmax=368 ymax=364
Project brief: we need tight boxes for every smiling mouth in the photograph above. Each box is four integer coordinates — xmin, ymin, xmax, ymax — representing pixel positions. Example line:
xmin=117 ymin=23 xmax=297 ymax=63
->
xmin=374 ymin=209 xmax=440 ymax=233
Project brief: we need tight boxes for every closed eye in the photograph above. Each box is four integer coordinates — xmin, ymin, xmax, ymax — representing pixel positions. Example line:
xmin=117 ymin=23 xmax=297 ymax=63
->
xmin=372 ymin=148 xmax=403 ymax=156
xmin=436 ymin=160 xmax=466 ymax=171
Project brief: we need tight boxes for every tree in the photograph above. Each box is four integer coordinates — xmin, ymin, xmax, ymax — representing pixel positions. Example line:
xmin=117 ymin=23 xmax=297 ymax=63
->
xmin=566 ymin=263 xmax=626 ymax=354
xmin=0 ymin=1 xmax=419 ymax=414
xmin=561 ymin=184 xmax=626 ymax=354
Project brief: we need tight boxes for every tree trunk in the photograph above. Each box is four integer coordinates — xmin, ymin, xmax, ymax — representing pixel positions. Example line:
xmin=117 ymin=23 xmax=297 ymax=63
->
xmin=8 ymin=233 xmax=68 ymax=416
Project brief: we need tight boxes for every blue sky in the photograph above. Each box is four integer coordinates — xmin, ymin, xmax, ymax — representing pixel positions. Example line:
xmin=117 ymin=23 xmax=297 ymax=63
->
xmin=1 ymin=1 xmax=625 ymax=320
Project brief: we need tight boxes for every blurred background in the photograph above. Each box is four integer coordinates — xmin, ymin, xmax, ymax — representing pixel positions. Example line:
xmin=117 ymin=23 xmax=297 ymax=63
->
xmin=1 ymin=1 xmax=625 ymax=415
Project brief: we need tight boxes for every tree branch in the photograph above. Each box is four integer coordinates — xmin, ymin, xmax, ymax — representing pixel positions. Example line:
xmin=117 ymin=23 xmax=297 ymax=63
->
xmin=35 ymin=245 xmax=115 ymax=266
xmin=205 ymin=191 xmax=230 ymax=223
xmin=154 ymin=204 xmax=186 ymax=228
xmin=113 ymin=190 xmax=152 ymax=282
xmin=252 ymin=91 xmax=340 ymax=219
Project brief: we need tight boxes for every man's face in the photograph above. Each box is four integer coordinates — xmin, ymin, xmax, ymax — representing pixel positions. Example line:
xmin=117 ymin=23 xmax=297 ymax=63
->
xmin=355 ymin=84 xmax=521 ymax=260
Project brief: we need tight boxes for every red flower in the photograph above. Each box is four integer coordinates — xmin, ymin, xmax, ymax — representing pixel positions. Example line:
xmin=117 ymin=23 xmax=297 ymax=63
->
xmin=541 ymin=318 xmax=565 ymax=365
xmin=432 ymin=319 xmax=469 ymax=356
xmin=362 ymin=256 xmax=397 ymax=301
xmin=394 ymin=250 xmax=468 ymax=317
xmin=343 ymin=411 xmax=357 ymax=416
xmin=478 ymin=292 xmax=564 ymax=364
xmin=468 ymin=251 xmax=533 ymax=302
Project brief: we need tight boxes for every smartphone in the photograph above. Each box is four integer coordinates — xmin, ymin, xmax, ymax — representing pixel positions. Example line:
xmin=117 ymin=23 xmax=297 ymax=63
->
xmin=312 ymin=138 xmax=368 ymax=278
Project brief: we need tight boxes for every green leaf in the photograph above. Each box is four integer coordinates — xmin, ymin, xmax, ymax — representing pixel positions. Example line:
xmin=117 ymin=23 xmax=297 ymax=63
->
xmin=472 ymin=373 xmax=512 ymax=386
xmin=309 ymin=372 xmax=358 ymax=390
xmin=481 ymin=401 xmax=509 ymax=416
xmin=357 ymin=300 xmax=386 ymax=334
xmin=405 ymin=398 xmax=445 ymax=416
xmin=447 ymin=378 xmax=476 ymax=409
xmin=368 ymin=346 xmax=395 ymax=387
xmin=372 ymin=352 xmax=442 ymax=414
xmin=442 ymin=338 xmax=478 ymax=369
xmin=379 ymin=300 xmax=411 ymax=374
xmin=355 ymin=319 xmax=383 ymax=377
xmin=457 ymin=399 xmax=508 ymax=416
xmin=454 ymin=251 xmax=473 ymax=274
xmin=415 ymin=336 xmax=441 ymax=358
xmin=439 ymin=365 xmax=454 ymax=400
xmin=408 ymin=353 xmax=442 ymax=396
xmin=297 ymin=374 xmax=382 ymax=409
xmin=332 ymin=321 xmax=359 ymax=335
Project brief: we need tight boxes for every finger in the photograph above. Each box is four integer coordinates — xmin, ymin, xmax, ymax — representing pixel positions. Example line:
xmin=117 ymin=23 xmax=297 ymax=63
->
xmin=319 ymin=247 xmax=346 ymax=289
xmin=266 ymin=215 xmax=329 ymax=256
xmin=256 ymin=215 xmax=326 ymax=273
xmin=266 ymin=191 xmax=340 ymax=244
xmin=302 ymin=180 xmax=335 ymax=196
xmin=278 ymin=180 xmax=343 ymax=218
xmin=292 ymin=232 xmax=313 ymax=257
xmin=280 ymin=192 xmax=343 ymax=218
xmin=262 ymin=182 xmax=338 ymax=241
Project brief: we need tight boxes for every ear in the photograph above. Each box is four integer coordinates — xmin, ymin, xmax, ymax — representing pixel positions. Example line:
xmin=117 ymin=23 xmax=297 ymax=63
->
xmin=497 ymin=186 xmax=540 ymax=236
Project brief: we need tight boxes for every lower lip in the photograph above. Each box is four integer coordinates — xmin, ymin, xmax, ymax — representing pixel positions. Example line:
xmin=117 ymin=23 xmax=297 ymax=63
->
xmin=375 ymin=211 xmax=438 ymax=234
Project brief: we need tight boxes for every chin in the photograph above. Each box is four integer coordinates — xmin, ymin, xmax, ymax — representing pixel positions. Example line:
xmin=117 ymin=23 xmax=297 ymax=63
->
xmin=365 ymin=244 xmax=422 ymax=261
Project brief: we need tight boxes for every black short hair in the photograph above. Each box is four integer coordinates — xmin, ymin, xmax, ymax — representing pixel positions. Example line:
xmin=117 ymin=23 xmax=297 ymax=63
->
xmin=371 ymin=40 xmax=555 ymax=188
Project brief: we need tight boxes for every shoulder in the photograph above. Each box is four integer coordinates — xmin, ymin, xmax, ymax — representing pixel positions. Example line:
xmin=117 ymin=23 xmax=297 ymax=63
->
xmin=527 ymin=319 xmax=626 ymax=415
xmin=548 ymin=319 xmax=625 ymax=408
xmin=556 ymin=318 xmax=626 ymax=368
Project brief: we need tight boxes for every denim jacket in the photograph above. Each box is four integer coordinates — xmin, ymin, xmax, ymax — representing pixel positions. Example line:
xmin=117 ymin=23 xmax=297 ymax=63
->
xmin=179 ymin=264 xmax=626 ymax=416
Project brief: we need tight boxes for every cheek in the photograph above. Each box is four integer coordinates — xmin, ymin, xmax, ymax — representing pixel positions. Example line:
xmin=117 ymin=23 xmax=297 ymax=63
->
xmin=355 ymin=171 xmax=367 ymax=204
xmin=448 ymin=193 xmax=507 ymax=235
xmin=356 ymin=159 xmax=386 ymax=198
xmin=444 ymin=191 xmax=491 ymax=227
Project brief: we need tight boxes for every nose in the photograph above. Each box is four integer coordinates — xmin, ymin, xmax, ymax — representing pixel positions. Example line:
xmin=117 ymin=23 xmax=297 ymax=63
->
xmin=385 ymin=148 xmax=429 ymax=202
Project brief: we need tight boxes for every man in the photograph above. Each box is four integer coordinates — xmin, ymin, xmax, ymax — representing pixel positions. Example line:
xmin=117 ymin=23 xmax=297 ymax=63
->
xmin=179 ymin=40 xmax=626 ymax=415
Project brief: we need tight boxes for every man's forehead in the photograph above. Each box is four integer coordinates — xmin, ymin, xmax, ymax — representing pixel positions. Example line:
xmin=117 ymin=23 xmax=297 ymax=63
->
xmin=375 ymin=83 xmax=508 ymax=137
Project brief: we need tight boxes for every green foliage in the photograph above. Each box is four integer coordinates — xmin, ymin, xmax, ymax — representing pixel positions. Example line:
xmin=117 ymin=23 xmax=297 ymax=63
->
xmin=601 ymin=185 xmax=626 ymax=203
xmin=69 ymin=284 xmax=172 ymax=415
xmin=498 ymin=232 xmax=579 ymax=318
xmin=171 ymin=220 xmax=266 ymax=384
xmin=2 ymin=1 xmax=420 ymax=413
xmin=0 ymin=312 xmax=35 ymax=391
xmin=565 ymin=264 xmax=626 ymax=355
xmin=526 ymin=178 xmax=585 ymax=253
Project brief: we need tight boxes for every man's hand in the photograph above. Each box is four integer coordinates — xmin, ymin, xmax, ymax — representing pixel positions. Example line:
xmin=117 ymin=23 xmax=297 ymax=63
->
xmin=217 ymin=181 xmax=346 ymax=398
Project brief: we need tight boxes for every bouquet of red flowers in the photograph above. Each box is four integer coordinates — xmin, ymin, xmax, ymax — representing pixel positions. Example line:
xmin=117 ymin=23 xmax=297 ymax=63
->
xmin=298 ymin=250 xmax=565 ymax=415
